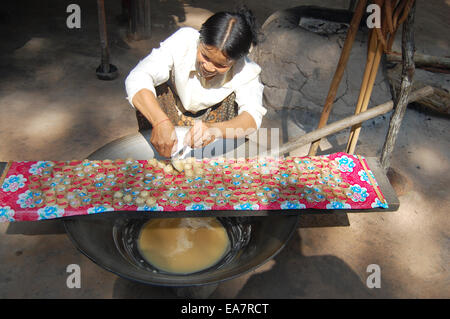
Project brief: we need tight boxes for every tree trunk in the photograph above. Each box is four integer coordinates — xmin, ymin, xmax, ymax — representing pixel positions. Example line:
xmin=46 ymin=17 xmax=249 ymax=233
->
xmin=380 ymin=1 xmax=416 ymax=170
xmin=128 ymin=0 xmax=152 ymax=40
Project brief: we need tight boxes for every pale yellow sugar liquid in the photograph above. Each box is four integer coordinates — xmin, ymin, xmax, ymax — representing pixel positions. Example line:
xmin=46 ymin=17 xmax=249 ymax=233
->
xmin=137 ymin=217 xmax=230 ymax=274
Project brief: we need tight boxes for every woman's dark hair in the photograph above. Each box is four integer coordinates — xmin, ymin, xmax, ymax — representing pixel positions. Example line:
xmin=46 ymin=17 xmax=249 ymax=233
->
xmin=199 ymin=6 xmax=259 ymax=60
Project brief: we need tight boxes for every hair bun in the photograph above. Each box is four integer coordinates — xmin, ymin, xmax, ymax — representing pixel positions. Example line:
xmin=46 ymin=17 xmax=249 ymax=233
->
xmin=236 ymin=5 xmax=259 ymax=45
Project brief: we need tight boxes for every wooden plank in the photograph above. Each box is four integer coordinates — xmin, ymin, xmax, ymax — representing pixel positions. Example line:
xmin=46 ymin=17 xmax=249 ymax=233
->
xmin=0 ymin=162 xmax=7 ymax=180
xmin=366 ymin=157 xmax=399 ymax=210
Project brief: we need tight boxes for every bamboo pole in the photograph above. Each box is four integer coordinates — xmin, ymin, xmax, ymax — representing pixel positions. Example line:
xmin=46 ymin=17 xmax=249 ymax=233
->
xmin=387 ymin=0 xmax=414 ymax=52
xmin=346 ymin=39 xmax=385 ymax=154
xmin=392 ymin=0 xmax=408 ymax=27
xmin=346 ymin=1 xmax=413 ymax=153
xmin=346 ymin=30 xmax=378 ymax=152
xmin=307 ymin=0 xmax=368 ymax=156
xmin=381 ymin=1 xmax=416 ymax=170
xmin=346 ymin=0 xmax=391 ymax=154
xmin=271 ymin=86 xmax=432 ymax=157
xmin=397 ymin=0 xmax=414 ymax=26
xmin=373 ymin=0 xmax=387 ymax=49
xmin=385 ymin=0 xmax=394 ymax=34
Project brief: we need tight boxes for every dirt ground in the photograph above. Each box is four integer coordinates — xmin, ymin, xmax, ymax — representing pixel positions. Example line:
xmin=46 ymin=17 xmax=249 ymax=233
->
xmin=0 ymin=0 xmax=448 ymax=298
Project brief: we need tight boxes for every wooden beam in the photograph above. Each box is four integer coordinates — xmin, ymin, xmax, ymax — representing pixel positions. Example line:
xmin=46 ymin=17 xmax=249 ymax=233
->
xmin=387 ymin=52 xmax=450 ymax=71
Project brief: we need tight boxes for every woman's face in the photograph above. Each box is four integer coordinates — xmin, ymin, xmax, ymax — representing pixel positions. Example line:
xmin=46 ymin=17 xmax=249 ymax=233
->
xmin=196 ymin=43 xmax=234 ymax=79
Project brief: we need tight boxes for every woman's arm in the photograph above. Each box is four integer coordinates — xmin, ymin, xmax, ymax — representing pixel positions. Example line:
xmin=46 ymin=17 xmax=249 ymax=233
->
xmin=184 ymin=73 xmax=266 ymax=148
xmin=132 ymin=89 xmax=169 ymax=126
xmin=209 ymin=111 xmax=257 ymax=137
xmin=125 ymin=28 xmax=199 ymax=157
xmin=132 ymin=89 xmax=177 ymax=158
xmin=184 ymin=111 xmax=256 ymax=148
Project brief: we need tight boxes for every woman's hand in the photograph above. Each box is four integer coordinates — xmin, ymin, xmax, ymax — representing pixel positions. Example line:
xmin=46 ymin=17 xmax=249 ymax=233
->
xmin=150 ymin=119 xmax=178 ymax=157
xmin=184 ymin=120 xmax=217 ymax=149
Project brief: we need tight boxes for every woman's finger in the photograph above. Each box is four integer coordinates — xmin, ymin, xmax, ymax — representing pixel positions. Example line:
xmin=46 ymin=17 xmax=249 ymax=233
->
xmin=184 ymin=127 xmax=194 ymax=147
xmin=193 ymin=135 xmax=204 ymax=148
xmin=162 ymin=144 xmax=171 ymax=158
xmin=193 ymin=129 xmax=204 ymax=145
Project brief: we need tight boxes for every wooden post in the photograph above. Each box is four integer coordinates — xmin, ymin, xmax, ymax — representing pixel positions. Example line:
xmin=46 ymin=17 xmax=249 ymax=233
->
xmin=308 ymin=0 xmax=368 ymax=156
xmin=380 ymin=1 xmax=416 ymax=170
xmin=128 ymin=0 xmax=152 ymax=40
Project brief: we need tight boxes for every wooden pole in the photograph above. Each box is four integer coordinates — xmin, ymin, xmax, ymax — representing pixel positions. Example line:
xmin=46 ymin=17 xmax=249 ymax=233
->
xmin=385 ymin=0 xmax=394 ymax=34
xmin=346 ymin=39 xmax=385 ymax=154
xmin=271 ymin=86 xmax=432 ymax=157
xmin=346 ymin=1 xmax=414 ymax=153
xmin=346 ymin=0 xmax=392 ymax=154
xmin=380 ymin=1 xmax=416 ymax=170
xmin=307 ymin=0 xmax=368 ymax=156
xmin=345 ymin=30 xmax=378 ymax=153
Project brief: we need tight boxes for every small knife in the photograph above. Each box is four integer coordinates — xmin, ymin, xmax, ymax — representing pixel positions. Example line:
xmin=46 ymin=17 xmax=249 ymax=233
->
xmin=171 ymin=144 xmax=191 ymax=171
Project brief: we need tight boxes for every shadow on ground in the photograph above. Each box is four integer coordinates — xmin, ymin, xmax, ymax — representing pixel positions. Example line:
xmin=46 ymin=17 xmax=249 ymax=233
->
xmin=232 ymin=229 xmax=383 ymax=298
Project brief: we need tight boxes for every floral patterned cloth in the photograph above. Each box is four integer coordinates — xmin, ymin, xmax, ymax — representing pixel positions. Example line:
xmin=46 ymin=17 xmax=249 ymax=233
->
xmin=0 ymin=153 xmax=388 ymax=222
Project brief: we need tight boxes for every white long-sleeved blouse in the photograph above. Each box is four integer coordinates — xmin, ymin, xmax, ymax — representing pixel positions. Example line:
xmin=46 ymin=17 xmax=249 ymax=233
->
xmin=125 ymin=27 xmax=267 ymax=128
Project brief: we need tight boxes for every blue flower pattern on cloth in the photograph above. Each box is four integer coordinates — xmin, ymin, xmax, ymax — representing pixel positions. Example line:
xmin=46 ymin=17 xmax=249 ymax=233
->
xmin=28 ymin=161 xmax=53 ymax=176
xmin=137 ymin=204 xmax=164 ymax=212
xmin=326 ymin=201 xmax=351 ymax=209
xmin=87 ymin=206 xmax=114 ymax=214
xmin=37 ymin=206 xmax=65 ymax=220
xmin=371 ymin=198 xmax=388 ymax=209
xmin=233 ymin=203 xmax=260 ymax=210
xmin=349 ymin=184 xmax=369 ymax=202
xmin=0 ymin=206 xmax=15 ymax=222
xmin=16 ymin=190 xmax=35 ymax=208
xmin=335 ymin=155 xmax=356 ymax=172
xmin=186 ymin=203 xmax=212 ymax=211
xmin=280 ymin=201 xmax=306 ymax=210
xmin=358 ymin=170 xmax=377 ymax=186
xmin=2 ymin=174 xmax=27 ymax=192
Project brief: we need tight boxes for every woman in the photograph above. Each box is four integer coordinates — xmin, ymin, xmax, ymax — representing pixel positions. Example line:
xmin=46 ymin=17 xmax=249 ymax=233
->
xmin=125 ymin=7 xmax=266 ymax=158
